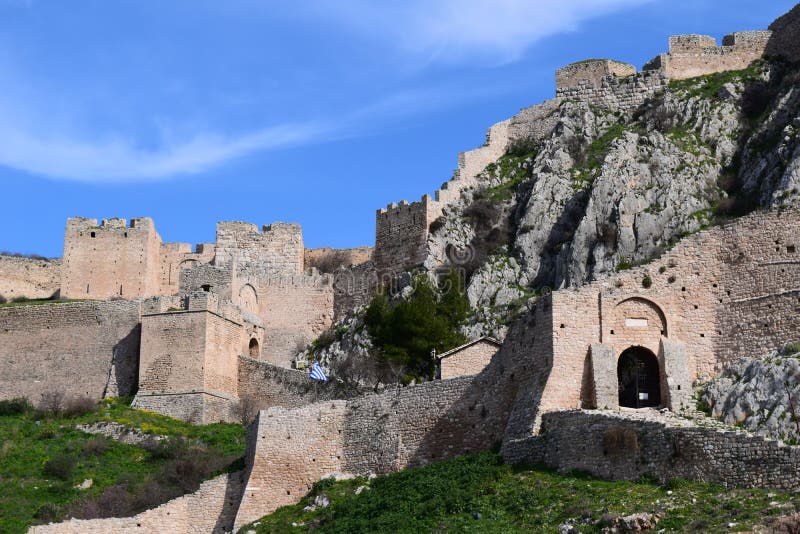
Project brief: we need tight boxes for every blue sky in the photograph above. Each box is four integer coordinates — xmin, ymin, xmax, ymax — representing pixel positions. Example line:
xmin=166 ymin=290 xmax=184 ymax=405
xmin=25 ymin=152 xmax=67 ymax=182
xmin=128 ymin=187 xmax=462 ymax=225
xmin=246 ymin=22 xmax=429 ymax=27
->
xmin=0 ymin=0 xmax=795 ymax=257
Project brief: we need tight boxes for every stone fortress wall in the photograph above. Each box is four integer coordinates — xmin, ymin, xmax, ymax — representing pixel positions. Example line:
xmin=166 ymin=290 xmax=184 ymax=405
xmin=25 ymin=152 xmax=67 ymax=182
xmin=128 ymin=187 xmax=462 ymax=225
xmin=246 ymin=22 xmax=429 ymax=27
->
xmin=375 ymin=22 xmax=782 ymax=290
xmin=0 ymin=300 xmax=141 ymax=403
xmin=650 ymin=31 xmax=773 ymax=80
xmin=30 ymin=471 xmax=244 ymax=534
xmin=0 ymin=255 xmax=61 ymax=300
xmin=233 ymin=208 xmax=800 ymax=530
xmin=375 ymin=27 xmax=776 ymax=278
xmin=18 ymin=7 xmax=800 ymax=531
xmin=132 ymin=291 xmax=255 ymax=423
xmin=555 ymin=30 xmax=773 ymax=112
xmin=304 ymin=246 xmax=372 ymax=272
xmin=500 ymin=208 xmax=800 ymax=452
xmin=510 ymin=410 xmax=800 ymax=490
xmin=61 ymin=217 xmax=213 ymax=300
xmin=375 ymin=120 xmax=511 ymax=278
xmin=176 ymin=221 xmax=336 ymax=367
xmin=0 ymin=214 xmax=355 ymax=425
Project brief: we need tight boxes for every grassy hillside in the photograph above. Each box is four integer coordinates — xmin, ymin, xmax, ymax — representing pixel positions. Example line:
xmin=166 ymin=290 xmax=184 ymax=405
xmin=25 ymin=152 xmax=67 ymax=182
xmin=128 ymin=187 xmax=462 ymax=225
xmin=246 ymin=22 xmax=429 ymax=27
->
xmin=0 ymin=397 xmax=245 ymax=533
xmin=240 ymin=451 xmax=800 ymax=533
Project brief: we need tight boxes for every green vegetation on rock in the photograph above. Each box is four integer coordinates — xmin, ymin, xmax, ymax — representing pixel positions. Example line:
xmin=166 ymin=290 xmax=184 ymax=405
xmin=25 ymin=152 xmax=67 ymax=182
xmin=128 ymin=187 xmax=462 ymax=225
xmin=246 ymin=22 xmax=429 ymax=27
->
xmin=571 ymin=122 xmax=626 ymax=190
xmin=0 ymin=397 xmax=244 ymax=533
xmin=240 ymin=450 xmax=800 ymax=533
xmin=482 ymin=139 xmax=538 ymax=203
xmin=668 ymin=62 xmax=765 ymax=101
xmin=365 ymin=270 xmax=469 ymax=381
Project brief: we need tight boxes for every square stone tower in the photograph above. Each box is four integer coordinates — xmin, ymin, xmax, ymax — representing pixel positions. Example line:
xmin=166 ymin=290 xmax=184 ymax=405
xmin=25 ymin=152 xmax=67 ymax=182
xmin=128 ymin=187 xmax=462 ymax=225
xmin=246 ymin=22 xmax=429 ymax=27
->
xmin=61 ymin=217 xmax=163 ymax=300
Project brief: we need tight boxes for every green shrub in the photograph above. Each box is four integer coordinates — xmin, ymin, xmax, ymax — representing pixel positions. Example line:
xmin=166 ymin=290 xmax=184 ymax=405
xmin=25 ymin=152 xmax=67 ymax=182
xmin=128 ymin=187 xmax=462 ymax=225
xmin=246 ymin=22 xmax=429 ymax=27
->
xmin=62 ymin=396 xmax=97 ymax=418
xmin=0 ymin=398 xmax=33 ymax=417
xmin=82 ymin=437 xmax=109 ymax=457
xmin=615 ymin=258 xmax=632 ymax=272
xmin=365 ymin=271 xmax=469 ymax=380
xmin=642 ymin=274 xmax=653 ymax=288
xmin=34 ymin=503 xmax=60 ymax=522
xmin=43 ymin=453 xmax=76 ymax=481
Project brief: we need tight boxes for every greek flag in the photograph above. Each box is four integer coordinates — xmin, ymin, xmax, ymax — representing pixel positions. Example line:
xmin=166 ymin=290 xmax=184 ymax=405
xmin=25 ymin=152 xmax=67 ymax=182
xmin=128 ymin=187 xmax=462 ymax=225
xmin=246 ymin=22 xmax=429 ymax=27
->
xmin=310 ymin=362 xmax=328 ymax=382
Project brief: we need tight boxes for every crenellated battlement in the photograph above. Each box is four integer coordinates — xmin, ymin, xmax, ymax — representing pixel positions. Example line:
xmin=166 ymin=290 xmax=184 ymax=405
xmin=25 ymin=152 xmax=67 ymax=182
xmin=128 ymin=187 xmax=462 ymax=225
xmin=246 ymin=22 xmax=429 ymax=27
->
xmin=374 ymin=119 xmax=510 ymax=277
xmin=651 ymin=30 xmax=773 ymax=80
xmin=555 ymin=59 xmax=637 ymax=94
xmin=668 ymin=34 xmax=718 ymax=53
xmin=556 ymin=27 xmax=773 ymax=110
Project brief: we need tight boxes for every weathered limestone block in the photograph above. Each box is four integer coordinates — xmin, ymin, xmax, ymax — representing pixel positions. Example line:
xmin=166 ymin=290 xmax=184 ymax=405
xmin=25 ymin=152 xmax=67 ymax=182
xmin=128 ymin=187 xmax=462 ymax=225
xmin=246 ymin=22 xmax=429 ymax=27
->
xmin=590 ymin=343 xmax=618 ymax=410
xmin=661 ymin=338 xmax=691 ymax=412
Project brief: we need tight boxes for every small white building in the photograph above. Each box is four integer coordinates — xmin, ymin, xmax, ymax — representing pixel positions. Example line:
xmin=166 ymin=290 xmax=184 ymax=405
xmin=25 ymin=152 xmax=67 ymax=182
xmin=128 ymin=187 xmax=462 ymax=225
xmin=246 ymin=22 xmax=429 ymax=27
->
xmin=436 ymin=337 xmax=501 ymax=380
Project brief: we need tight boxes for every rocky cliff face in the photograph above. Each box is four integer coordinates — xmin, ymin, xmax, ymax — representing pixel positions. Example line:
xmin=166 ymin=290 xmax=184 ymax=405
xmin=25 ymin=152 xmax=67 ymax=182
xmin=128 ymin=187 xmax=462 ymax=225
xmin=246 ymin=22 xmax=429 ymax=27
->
xmin=702 ymin=346 xmax=800 ymax=444
xmin=425 ymin=59 xmax=800 ymax=337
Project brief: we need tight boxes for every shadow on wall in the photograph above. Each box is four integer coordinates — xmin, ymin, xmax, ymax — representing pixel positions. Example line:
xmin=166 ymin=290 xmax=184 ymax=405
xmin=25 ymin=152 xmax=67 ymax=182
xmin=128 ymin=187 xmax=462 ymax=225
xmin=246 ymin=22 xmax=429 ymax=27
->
xmin=213 ymin=471 xmax=248 ymax=533
xmin=107 ymin=324 xmax=141 ymax=398
xmin=336 ymin=301 xmax=549 ymax=475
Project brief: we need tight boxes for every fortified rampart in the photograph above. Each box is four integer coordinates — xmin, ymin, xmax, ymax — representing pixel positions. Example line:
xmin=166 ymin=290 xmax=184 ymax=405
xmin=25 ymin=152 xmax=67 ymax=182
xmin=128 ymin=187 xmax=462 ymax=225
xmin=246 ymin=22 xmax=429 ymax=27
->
xmin=375 ymin=196 xmax=439 ymax=280
xmin=234 ymin=372 xmax=513 ymax=528
xmin=555 ymin=59 xmax=637 ymax=93
xmin=29 ymin=471 xmax=244 ymax=534
xmin=555 ymin=61 xmax=667 ymax=112
xmin=159 ymin=242 xmax=215 ymax=296
xmin=304 ymin=246 xmax=373 ymax=273
xmin=233 ymin=304 xmax=545 ymax=527
xmin=0 ymin=300 xmax=141 ymax=402
xmin=132 ymin=291 xmax=261 ymax=423
xmin=375 ymin=120 xmax=510 ymax=278
xmin=0 ymin=255 xmax=61 ymax=300
xmin=215 ymin=222 xmax=303 ymax=272
xmin=257 ymin=272 xmax=334 ymax=366
xmin=554 ymin=30 xmax=773 ymax=112
xmin=646 ymin=31 xmax=772 ymax=80
xmin=501 ymin=208 xmax=800 ymax=449
xmin=62 ymin=217 xmax=163 ymax=300
xmin=509 ymin=410 xmax=800 ymax=490
xmin=61 ymin=217 xmax=214 ymax=300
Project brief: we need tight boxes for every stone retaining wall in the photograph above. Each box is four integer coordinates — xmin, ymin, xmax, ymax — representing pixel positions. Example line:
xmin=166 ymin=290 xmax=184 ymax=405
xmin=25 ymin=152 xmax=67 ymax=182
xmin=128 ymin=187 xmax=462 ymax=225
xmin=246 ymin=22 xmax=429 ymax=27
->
xmin=0 ymin=300 xmax=141 ymax=403
xmin=29 ymin=472 xmax=244 ymax=534
xmin=0 ymin=255 xmax=61 ymax=301
xmin=507 ymin=409 xmax=800 ymax=490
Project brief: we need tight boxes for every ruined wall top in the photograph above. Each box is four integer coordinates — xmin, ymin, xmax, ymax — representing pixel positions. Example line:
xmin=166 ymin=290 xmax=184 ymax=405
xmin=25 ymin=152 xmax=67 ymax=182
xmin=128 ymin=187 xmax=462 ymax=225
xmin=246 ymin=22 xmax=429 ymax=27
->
xmin=66 ymin=216 xmax=156 ymax=233
xmin=214 ymin=221 xmax=304 ymax=273
xmin=555 ymin=59 xmax=637 ymax=92
xmin=668 ymin=34 xmax=718 ymax=53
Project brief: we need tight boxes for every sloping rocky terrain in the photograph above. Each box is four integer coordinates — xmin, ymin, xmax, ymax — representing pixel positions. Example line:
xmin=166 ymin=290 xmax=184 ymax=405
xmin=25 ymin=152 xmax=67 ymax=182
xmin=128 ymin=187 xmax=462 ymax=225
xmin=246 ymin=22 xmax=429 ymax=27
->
xmin=702 ymin=345 xmax=800 ymax=444
xmin=427 ymin=59 xmax=800 ymax=337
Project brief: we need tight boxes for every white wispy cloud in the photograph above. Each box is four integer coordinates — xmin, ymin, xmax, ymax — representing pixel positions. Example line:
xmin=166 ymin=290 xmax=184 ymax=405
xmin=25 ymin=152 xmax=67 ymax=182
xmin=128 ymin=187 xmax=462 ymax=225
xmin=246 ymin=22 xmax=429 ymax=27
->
xmin=304 ymin=0 xmax=653 ymax=64
xmin=0 ymin=83 xmax=505 ymax=183
xmin=0 ymin=0 xmax=651 ymax=182
xmin=0 ymin=118 xmax=335 ymax=183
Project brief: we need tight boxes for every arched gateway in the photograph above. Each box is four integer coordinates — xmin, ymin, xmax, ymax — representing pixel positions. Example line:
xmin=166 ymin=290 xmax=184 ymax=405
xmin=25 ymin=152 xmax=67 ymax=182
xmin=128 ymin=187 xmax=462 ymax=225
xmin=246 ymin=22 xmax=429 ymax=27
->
xmin=617 ymin=346 xmax=661 ymax=408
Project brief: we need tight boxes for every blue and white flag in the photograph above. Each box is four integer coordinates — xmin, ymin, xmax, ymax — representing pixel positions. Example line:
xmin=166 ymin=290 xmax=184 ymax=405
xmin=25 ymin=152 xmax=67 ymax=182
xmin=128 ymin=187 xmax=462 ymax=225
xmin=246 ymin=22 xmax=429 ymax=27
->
xmin=310 ymin=362 xmax=328 ymax=382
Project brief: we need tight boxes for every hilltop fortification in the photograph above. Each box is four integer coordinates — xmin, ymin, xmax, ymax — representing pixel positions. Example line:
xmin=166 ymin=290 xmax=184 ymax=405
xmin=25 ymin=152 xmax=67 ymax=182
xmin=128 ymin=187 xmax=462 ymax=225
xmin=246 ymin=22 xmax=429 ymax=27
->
xmin=9 ymin=3 xmax=800 ymax=532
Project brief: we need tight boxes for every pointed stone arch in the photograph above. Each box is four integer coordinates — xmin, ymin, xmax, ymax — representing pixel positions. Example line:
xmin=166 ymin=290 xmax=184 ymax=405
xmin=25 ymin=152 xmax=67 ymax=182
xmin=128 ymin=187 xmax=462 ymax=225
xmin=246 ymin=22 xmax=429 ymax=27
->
xmin=238 ymin=284 xmax=259 ymax=315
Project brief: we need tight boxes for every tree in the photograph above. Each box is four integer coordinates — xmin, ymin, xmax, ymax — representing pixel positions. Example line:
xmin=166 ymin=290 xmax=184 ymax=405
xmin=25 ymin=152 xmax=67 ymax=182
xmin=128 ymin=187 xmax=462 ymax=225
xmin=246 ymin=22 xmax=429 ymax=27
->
xmin=365 ymin=271 xmax=469 ymax=381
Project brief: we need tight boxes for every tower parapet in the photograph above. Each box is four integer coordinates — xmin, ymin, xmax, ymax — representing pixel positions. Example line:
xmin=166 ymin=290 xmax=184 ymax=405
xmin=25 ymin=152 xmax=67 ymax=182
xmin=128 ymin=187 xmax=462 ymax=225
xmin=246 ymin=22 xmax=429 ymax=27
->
xmin=374 ymin=119 xmax=510 ymax=278
xmin=644 ymin=31 xmax=772 ymax=81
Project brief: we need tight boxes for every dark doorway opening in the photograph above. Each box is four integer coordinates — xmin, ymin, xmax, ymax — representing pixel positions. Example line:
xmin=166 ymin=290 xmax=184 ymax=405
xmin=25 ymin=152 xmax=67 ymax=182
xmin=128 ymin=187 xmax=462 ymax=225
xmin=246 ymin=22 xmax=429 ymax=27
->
xmin=618 ymin=347 xmax=661 ymax=408
xmin=249 ymin=338 xmax=260 ymax=358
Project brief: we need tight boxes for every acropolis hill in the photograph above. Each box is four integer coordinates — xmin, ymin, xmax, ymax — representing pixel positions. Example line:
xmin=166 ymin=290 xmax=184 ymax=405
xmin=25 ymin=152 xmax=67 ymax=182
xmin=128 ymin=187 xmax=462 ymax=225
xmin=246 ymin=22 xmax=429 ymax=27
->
xmin=5 ymin=3 xmax=800 ymax=532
